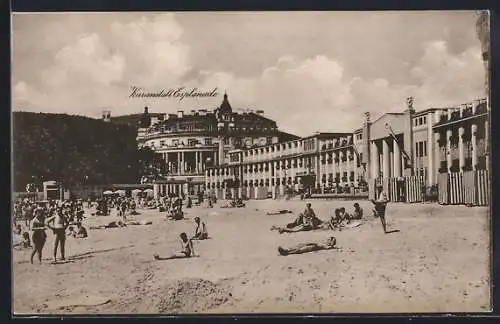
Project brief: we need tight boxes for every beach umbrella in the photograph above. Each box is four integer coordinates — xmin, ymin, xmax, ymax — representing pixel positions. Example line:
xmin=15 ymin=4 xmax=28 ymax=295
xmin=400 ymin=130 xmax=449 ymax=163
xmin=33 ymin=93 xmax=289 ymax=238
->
xmin=114 ymin=190 xmax=126 ymax=196
xmin=103 ymin=190 xmax=113 ymax=195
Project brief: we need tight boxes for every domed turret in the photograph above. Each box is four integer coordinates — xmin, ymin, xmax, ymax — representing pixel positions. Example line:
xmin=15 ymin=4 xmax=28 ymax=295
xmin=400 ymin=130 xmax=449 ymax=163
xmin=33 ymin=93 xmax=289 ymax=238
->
xmin=219 ymin=92 xmax=232 ymax=114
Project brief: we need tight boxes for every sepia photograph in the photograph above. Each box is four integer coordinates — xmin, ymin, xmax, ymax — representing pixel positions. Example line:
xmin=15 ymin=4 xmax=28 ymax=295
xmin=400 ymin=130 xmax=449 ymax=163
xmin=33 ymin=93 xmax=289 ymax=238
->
xmin=11 ymin=11 xmax=491 ymax=314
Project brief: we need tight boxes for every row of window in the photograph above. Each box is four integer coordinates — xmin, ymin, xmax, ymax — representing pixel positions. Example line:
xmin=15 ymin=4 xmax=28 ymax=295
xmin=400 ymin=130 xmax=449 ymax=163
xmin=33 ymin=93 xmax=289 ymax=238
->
xmin=154 ymin=138 xmax=213 ymax=147
xmin=414 ymin=116 xmax=427 ymax=127
xmin=244 ymin=140 xmax=303 ymax=157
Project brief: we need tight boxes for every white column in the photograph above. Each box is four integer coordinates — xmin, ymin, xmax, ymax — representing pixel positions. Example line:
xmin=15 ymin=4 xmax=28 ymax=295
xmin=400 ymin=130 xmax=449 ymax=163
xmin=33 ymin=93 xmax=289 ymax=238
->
xmin=371 ymin=141 xmax=379 ymax=179
xmin=427 ymin=112 xmax=434 ymax=185
xmin=332 ymin=152 xmax=337 ymax=180
xmin=352 ymin=149 xmax=358 ymax=185
xmin=317 ymin=155 xmax=322 ymax=188
xmin=382 ymin=138 xmax=390 ymax=178
xmin=195 ymin=151 xmax=199 ymax=174
xmin=273 ymin=161 xmax=277 ymax=186
xmin=177 ymin=152 xmax=181 ymax=174
xmin=458 ymin=127 xmax=465 ymax=173
xmin=268 ymin=161 xmax=273 ymax=187
xmin=471 ymin=124 xmax=478 ymax=170
xmin=434 ymin=133 xmax=441 ymax=184
xmin=338 ymin=151 xmax=344 ymax=184
xmin=446 ymin=129 xmax=453 ymax=173
xmin=393 ymin=137 xmax=401 ymax=178
xmin=485 ymin=120 xmax=489 ymax=170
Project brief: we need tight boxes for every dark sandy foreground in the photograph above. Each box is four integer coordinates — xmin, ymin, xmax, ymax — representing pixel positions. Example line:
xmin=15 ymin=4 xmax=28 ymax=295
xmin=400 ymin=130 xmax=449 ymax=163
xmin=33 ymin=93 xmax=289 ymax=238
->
xmin=13 ymin=199 xmax=490 ymax=314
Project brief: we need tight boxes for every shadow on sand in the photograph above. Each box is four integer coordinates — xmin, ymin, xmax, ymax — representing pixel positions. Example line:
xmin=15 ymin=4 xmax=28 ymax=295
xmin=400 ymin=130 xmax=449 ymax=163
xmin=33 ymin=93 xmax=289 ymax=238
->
xmin=16 ymin=244 xmax=137 ymax=265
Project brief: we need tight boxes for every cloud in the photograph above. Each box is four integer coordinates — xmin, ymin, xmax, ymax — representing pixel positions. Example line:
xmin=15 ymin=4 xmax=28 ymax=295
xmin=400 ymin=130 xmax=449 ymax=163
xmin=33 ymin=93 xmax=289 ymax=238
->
xmin=13 ymin=13 xmax=191 ymax=115
xmin=13 ymin=14 xmax=485 ymax=137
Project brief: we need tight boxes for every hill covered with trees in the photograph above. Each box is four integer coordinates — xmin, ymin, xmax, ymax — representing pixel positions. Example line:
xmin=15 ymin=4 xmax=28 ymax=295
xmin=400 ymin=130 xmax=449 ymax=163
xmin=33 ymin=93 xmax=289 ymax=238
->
xmin=12 ymin=112 xmax=158 ymax=192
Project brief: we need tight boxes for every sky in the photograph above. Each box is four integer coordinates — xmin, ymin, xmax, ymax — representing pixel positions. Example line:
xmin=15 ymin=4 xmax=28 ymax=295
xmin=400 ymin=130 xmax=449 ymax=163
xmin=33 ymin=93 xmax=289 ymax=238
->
xmin=12 ymin=11 xmax=487 ymax=136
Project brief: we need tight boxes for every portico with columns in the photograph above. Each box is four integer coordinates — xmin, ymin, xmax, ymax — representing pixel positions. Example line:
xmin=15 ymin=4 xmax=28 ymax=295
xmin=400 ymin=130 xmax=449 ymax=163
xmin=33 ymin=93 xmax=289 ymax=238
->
xmin=433 ymin=99 xmax=489 ymax=174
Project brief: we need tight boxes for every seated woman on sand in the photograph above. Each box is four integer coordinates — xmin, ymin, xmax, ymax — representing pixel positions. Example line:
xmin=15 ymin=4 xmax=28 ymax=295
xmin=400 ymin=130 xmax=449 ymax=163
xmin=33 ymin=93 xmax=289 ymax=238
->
xmin=192 ymin=217 xmax=208 ymax=240
xmin=153 ymin=232 xmax=194 ymax=260
xmin=351 ymin=203 xmax=363 ymax=220
xmin=75 ymin=223 xmax=88 ymax=238
xmin=278 ymin=236 xmax=338 ymax=256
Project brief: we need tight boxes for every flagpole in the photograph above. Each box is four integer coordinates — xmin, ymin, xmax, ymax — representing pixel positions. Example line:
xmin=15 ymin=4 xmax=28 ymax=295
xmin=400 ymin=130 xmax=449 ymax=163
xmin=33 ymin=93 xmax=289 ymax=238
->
xmin=407 ymin=97 xmax=415 ymax=176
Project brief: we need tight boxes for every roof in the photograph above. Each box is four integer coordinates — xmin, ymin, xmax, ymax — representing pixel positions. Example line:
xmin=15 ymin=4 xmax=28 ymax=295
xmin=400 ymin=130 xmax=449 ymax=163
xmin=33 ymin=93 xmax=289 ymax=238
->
xmin=219 ymin=92 xmax=233 ymax=114
xmin=302 ymin=132 xmax=352 ymax=140
xmin=370 ymin=112 xmax=405 ymax=126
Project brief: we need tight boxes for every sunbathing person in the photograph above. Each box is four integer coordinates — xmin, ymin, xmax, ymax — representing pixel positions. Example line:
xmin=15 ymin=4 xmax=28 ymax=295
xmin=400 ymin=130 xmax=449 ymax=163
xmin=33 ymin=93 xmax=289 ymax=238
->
xmin=278 ymin=236 xmax=338 ymax=256
xmin=267 ymin=209 xmax=293 ymax=215
xmin=278 ymin=203 xmax=322 ymax=234
xmin=167 ymin=205 xmax=184 ymax=220
xmin=153 ymin=232 xmax=194 ymax=260
xmin=235 ymin=198 xmax=245 ymax=207
xmin=192 ymin=217 xmax=208 ymax=240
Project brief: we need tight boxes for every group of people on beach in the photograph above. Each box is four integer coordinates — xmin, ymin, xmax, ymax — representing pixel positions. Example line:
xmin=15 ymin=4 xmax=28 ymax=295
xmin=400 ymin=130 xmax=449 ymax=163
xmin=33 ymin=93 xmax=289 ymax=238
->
xmin=14 ymin=185 xmax=392 ymax=264
xmin=274 ymin=188 xmax=391 ymax=256
xmin=13 ymin=198 xmax=90 ymax=264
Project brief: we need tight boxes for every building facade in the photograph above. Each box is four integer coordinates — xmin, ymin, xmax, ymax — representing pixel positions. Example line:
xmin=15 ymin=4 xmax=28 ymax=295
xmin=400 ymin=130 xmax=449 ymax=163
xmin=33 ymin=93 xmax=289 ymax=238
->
xmin=205 ymin=97 xmax=489 ymax=201
xmin=136 ymin=93 xmax=298 ymax=196
xmin=205 ymin=132 xmax=366 ymax=198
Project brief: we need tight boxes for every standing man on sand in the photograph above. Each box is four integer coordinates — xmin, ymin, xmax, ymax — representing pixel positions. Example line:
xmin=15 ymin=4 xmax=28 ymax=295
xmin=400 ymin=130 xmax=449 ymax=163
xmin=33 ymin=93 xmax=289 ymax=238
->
xmin=46 ymin=208 xmax=69 ymax=262
xmin=370 ymin=190 xmax=389 ymax=234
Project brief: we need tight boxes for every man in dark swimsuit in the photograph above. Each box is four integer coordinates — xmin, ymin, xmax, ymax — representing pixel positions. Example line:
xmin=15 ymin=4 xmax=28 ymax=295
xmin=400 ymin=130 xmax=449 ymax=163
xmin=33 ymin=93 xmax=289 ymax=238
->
xmin=46 ymin=209 xmax=69 ymax=262
xmin=371 ymin=191 xmax=389 ymax=233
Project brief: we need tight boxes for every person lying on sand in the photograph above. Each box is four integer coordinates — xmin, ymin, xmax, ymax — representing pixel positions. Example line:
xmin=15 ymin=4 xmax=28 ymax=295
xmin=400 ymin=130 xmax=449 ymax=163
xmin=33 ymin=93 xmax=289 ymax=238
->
xmin=125 ymin=220 xmax=152 ymax=226
xmin=192 ymin=217 xmax=208 ymax=240
xmin=266 ymin=210 xmax=293 ymax=215
xmin=277 ymin=203 xmax=323 ymax=234
xmin=89 ymin=218 xmax=127 ymax=230
xmin=371 ymin=190 xmax=389 ymax=234
xmin=278 ymin=236 xmax=339 ymax=256
xmin=153 ymin=232 xmax=194 ymax=260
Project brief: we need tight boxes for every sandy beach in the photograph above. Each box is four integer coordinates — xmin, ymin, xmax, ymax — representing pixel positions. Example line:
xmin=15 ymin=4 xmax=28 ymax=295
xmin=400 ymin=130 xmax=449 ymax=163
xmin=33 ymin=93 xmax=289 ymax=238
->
xmin=12 ymin=199 xmax=490 ymax=314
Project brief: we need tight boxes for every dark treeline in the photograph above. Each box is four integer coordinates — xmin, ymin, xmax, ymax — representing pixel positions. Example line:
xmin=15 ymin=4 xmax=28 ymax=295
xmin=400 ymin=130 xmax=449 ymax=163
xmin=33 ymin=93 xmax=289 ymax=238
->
xmin=12 ymin=112 xmax=157 ymax=192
